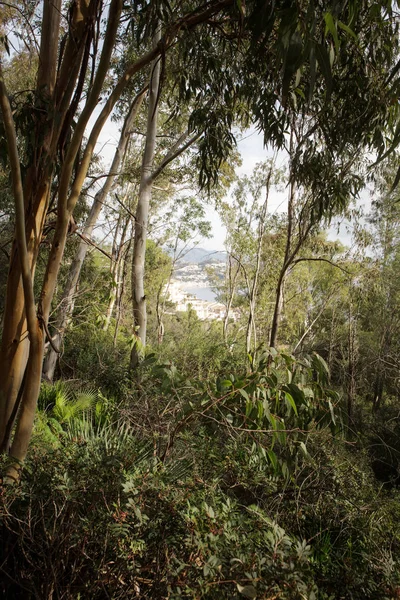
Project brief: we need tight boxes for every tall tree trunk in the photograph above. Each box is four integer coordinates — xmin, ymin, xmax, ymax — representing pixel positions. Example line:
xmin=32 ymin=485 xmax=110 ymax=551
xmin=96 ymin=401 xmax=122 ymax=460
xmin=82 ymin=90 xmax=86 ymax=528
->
xmin=347 ymin=298 xmax=357 ymax=423
xmin=246 ymin=307 xmax=255 ymax=355
xmin=0 ymin=64 xmax=45 ymax=459
xmin=131 ymin=26 xmax=161 ymax=369
xmin=104 ymin=214 xmax=130 ymax=331
xmin=269 ymin=151 xmax=295 ymax=350
xmin=0 ymin=0 xmax=62 ymax=449
xmin=223 ymin=256 xmax=240 ymax=346
xmin=113 ymin=234 xmax=132 ymax=346
xmin=42 ymin=90 xmax=144 ymax=381
xmin=0 ymin=0 xmax=122 ymax=466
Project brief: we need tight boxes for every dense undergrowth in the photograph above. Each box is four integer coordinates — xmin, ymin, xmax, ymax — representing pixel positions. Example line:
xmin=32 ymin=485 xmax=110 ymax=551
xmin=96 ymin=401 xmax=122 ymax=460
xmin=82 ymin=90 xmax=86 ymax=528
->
xmin=1 ymin=341 xmax=400 ymax=599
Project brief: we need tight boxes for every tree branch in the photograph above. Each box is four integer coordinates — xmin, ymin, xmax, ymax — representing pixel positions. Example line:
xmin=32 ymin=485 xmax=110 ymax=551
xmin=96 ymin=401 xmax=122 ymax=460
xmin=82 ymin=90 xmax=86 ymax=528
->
xmin=114 ymin=193 xmax=137 ymax=220
xmin=291 ymin=257 xmax=350 ymax=274
xmin=75 ymin=231 xmax=113 ymax=261
xmin=150 ymin=131 xmax=202 ymax=182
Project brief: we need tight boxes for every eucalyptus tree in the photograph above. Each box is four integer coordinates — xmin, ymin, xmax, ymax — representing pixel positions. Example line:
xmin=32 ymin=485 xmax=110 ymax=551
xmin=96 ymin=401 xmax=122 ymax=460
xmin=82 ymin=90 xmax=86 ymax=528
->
xmin=356 ymin=176 xmax=400 ymax=411
xmin=0 ymin=0 xmax=398 ymax=474
xmin=269 ymin=110 xmax=364 ymax=348
xmin=219 ymin=160 xmax=285 ymax=355
xmin=289 ymin=238 xmax=347 ymax=354
xmin=130 ymin=89 xmax=207 ymax=365
xmin=42 ymin=91 xmax=146 ymax=382
xmin=0 ymin=0 xmax=243 ymax=473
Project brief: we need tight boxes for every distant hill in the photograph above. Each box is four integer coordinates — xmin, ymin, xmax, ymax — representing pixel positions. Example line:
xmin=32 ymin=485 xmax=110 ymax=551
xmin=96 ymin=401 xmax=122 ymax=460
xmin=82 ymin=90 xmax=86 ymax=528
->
xmin=176 ymin=248 xmax=227 ymax=265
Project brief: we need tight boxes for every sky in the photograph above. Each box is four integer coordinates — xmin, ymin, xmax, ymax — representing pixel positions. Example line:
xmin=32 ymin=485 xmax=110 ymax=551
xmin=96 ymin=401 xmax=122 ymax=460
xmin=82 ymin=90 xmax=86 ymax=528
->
xmin=92 ymin=113 xmax=364 ymax=254
xmin=202 ymin=128 xmax=288 ymax=251
xmin=91 ymin=116 xmax=282 ymax=251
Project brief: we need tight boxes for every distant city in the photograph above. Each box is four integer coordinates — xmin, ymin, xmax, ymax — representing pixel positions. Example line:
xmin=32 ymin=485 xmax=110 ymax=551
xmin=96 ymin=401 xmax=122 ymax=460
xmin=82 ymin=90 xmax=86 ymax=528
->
xmin=166 ymin=249 xmax=238 ymax=321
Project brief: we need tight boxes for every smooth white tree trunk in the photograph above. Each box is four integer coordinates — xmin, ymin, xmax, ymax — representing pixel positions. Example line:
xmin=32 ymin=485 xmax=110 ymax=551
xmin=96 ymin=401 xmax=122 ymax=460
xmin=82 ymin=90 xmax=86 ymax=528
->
xmin=131 ymin=26 xmax=161 ymax=368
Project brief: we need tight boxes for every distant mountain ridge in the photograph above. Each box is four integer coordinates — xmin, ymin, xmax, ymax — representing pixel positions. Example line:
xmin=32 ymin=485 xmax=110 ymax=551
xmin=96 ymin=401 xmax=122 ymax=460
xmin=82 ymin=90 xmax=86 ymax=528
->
xmin=176 ymin=248 xmax=227 ymax=265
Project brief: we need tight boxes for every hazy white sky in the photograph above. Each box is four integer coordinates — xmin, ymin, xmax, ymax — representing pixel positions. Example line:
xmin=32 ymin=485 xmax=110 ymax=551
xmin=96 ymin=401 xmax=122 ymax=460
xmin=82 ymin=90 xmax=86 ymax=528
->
xmin=92 ymin=115 xmax=283 ymax=251
xmin=203 ymin=128 xmax=291 ymax=250
xmin=92 ymin=114 xmax=363 ymax=253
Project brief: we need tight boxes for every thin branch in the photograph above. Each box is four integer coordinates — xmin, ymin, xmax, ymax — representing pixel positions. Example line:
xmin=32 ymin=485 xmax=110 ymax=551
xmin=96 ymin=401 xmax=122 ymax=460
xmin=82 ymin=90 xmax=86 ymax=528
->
xmin=150 ymin=131 xmax=201 ymax=182
xmin=114 ymin=192 xmax=136 ymax=220
xmin=293 ymin=297 xmax=331 ymax=353
xmin=74 ymin=231 xmax=113 ymax=260
xmin=38 ymin=315 xmax=60 ymax=353
xmin=0 ymin=2 xmax=40 ymax=51
xmin=291 ymin=257 xmax=351 ymax=274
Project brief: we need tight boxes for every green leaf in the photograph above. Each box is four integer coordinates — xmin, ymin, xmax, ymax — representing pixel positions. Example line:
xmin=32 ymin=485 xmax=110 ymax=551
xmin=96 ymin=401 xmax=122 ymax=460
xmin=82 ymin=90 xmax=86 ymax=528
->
xmin=285 ymin=383 xmax=305 ymax=407
xmin=221 ymin=379 xmax=233 ymax=388
xmin=237 ymin=584 xmax=257 ymax=598
xmin=374 ymin=119 xmax=400 ymax=166
xmin=245 ymin=399 xmax=253 ymax=417
xmin=284 ymin=391 xmax=298 ymax=416
xmin=268 ymin=413 xmax=277 ymax=430
xmin=239 ymin=388 xmax=250 ymax=402
xmin=299 ymin=441 xmax=308 ymax=457
xmin=328 ymin=399 xmax=336 ymax=426
xmin=281 ymin=461 xmax=290 ymax=480
xmin=312 ymin=353 xmax=330 ymax=381
xmin=315 ymin=44 xmax=332 ymax=100
xmin=324 ymin=12 xmax=340 ymax=53
xmin=337 ymin=20 xmax=358 ymax=41
xmin=257 ymin=400 xmax=264 ymax=420
xmin=205 ymin=504 xmax=215 ymax=519
xmin=267 ymin=449 xmax=278 ymax=471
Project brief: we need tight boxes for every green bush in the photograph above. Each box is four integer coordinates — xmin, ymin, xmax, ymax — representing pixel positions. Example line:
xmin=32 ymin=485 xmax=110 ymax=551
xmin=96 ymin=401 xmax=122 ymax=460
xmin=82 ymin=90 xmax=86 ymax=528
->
xmin=1 ymin=350 xmax=400 ymax=599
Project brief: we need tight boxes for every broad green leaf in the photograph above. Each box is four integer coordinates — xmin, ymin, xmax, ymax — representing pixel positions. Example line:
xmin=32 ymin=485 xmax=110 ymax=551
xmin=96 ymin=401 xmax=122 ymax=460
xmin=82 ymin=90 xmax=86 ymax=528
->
xmin=221 ymin=379 xmax=233 ymax=388
xmin=239 ymin=388 xmax=250 ymax=402
xmin=285 ymin=383 xmax=305 ymax=406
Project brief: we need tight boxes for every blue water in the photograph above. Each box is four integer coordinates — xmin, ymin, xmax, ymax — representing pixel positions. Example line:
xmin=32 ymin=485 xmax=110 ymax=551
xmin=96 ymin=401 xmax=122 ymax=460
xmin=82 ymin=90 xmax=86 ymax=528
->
xmin=185 ymin=287 xmax=216 ymax=302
